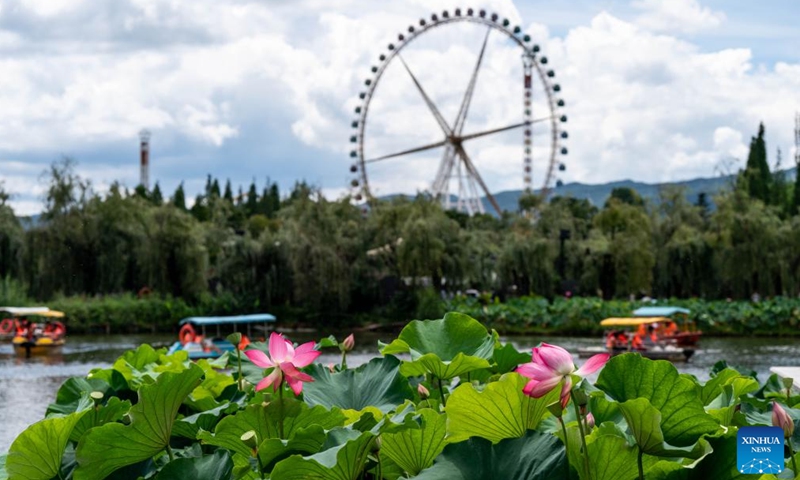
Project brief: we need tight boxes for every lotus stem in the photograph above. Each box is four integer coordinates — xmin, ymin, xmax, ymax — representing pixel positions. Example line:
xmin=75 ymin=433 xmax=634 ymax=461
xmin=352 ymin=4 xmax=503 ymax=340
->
xmin=278 ymin=381 xmax=285 ymax=439
xmin=789 ymin=437 xmax=798 ymax=476
xmin=571 ymin=398 xmax=591 ymax=480
xmin=376 ymin=449 xmax=382 ymax=480
xmin=437 ymin=376 xmax=447 ymax=407
xmin=341 ymin=350 xmax=348 ymax=370
xmin=166 ymin=443 xmax=174 ymax=462
xmin=236 ymin=348 xmax=244 ymax=391
xmin=559 ymin=417 xmax=571 ymax=480
xmin=637 ymin=448 xmax=644 ymax=480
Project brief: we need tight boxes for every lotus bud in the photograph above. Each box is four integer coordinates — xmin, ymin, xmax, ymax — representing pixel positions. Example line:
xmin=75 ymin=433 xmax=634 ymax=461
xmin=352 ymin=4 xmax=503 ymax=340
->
xmin=773 ymin=402 xmax=794 ymax=438
xmin=782 ymin=377 xmax=794 ymax=390
xmin=584 ymin=412 xmax=595 ymax=430
xmin=572 ymin=389 xmax=589 ymax=408
xmin=546 ymin=400 xmax=563 ymax=418
xmin=241 ymin=430 xmax=259 ymax=451
xmin=227 ymin=332 xmax=243 ymax=347
xmin=418 ymin=383 xmax=430 ymax=399
xmin=328 ymin=363 xmax=336 ymax=373
xmin=342 ymin=334 xmax=355 ymax=352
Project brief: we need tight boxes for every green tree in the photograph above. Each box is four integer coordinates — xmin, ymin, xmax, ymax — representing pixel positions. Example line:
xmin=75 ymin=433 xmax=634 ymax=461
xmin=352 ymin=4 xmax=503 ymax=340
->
xmin=739 ymin=123 xmax=771 ymax=203
xmin=151 ymin=182 xmax=164 ymax=205
xmin=210 ymin=178 xmax=221 ymax=198
xmin=223 ymin=180 xmax=233 ymax=203
xmin=172 ymin=183 xmax=187 ymax=211
xmin=245 ymin=181 xmax=258 ymax=217
xmin=604 ymin=187 xmax=644 ymax=208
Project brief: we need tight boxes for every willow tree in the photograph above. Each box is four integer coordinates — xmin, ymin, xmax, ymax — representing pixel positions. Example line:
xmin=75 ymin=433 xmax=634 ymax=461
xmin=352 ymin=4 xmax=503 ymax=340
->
xmin=594 ymin=199 xmax=655 ymax=297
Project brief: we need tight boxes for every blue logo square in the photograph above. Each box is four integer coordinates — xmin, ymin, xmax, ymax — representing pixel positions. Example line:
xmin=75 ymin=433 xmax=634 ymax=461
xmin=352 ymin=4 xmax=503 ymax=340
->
xmin=737 ymin=426 xmax=784 ymax=474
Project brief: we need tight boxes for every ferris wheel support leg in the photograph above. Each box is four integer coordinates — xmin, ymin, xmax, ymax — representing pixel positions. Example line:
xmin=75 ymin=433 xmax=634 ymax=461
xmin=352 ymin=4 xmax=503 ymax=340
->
xmin=454 ymin=144 xmax=501 ymax=216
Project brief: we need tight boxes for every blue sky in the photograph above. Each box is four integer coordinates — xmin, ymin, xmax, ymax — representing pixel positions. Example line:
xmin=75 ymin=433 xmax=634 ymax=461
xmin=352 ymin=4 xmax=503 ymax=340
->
xmin=0 ymin=0 xmax=798 ymax=214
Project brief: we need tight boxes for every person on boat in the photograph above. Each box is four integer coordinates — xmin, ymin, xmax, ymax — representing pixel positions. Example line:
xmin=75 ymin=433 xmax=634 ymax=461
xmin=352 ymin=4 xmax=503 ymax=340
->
xmin=605 ymin=331 xmax=616 ymax=349
xmin=615 ymin=331 xmax=629 ymax=348
xmin=631 ymin=333 xmax=644 ymax=350
xmin=663 ymin=321 xmax=678 ymax=337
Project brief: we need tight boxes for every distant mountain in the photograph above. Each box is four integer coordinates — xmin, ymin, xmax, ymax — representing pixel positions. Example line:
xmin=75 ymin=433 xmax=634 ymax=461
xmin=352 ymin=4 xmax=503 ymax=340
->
xmin=492 ymin=173 xmax=738 ymax=212
xmin=390 ymin=167 xmax=796 ymax=214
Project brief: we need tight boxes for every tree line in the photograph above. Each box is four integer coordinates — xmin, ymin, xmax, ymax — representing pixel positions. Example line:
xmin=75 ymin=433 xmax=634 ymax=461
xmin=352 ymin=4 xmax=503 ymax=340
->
xmin=0 ymin=123 xmax=799 ymax=325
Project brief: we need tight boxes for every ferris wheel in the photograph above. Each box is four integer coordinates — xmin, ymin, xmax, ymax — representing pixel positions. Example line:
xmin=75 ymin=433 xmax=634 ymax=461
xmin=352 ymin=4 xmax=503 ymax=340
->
xmin=347 ymin=7 xmax=568 ymax=216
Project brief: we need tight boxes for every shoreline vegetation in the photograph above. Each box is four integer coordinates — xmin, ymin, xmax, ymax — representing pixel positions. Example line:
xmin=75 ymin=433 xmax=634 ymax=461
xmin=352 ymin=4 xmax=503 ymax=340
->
xmin=2 ymin=290 xmax=799 ymax=337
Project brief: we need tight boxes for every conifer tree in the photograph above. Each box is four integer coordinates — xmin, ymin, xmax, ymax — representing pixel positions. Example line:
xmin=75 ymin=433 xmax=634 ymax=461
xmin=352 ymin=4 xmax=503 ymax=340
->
xmin=172 ymin=183 xmax=187 ymax=210
xmin=269 ymin=183 xmax=280 ymax=214
xmin=211 ymin=178 xmax=221 ymax=198
xmin=223 ymin=180 xmax=233 ymax=203
xmin=742 ymin=123 xmax=771 ymax=203
xmin=246 ymin=181 xmax=258 ymax=217
xmin=151 ymin=182 xmax=164 ymax=205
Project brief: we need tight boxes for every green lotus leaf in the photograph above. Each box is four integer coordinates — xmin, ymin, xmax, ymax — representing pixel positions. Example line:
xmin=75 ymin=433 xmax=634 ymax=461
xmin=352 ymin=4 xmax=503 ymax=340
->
xmin=446 ymin=372 xmax=559 ymax=444
xmin=172 ymin=402 xmax=237 ymax=440
xmin=111 ymin=343 xmax=165 ymax=384
xmin=492 ymin=343 xmax=531 ymax=374
xmin=73 ymin=364 xmax=204 ymax=480
xmin=70 ymin=396 xmax=132 ymax=442
xmin=154 ymin=450 xmax=233 ymax=480
xmin=6 ymin=410 xmax=87 ymax=480
xmin=700 ymin=368 xmax=747 ymax=405
xmin=409 ymin=430 xmax=566 ymax=480
xmin=304 ymin=356 xmax=414 ymax=414
xmin=398 ymin=353 xmax=491 ymax=380
xmin=46 ymin=377 xmax=115 ymax=416
xmin=596 ymin=354 xmax=720 ymax=446
xmin=381 ymin=313 xmax=495 ymax=379
xmin=618 ymin=398 xmax=710 ymax=458
xmin=257 ymin=425 xmax=328 ymax=472
xmin=198 ymin=399 xmax=346 ymax=457
xmin=184 ymin=360 xmax=236 ymax=411
xmin=585 ymin=434 xmax=647 ymax=480
xmin=381 ymin=409 xmax=447 ymax=477
xmin=269 ymin=429 xmax=376 ymax=480
xmin=706 ymin=377 xmax=760 ymax=426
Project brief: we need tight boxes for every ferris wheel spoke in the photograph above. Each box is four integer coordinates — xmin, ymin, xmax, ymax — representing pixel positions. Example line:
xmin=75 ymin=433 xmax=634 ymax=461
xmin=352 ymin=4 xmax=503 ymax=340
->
xmin=365 ymin=139 xmax=447 ymax=163
xmin=453 ymin=27 xmax=491 ymax=135
xmin=459 ymin=116 xmax=553 ymax=142
xmin=453 ymin=144 xmax=502 ymax=216
xmin=396 ymin=53 xmax=452 ymax=135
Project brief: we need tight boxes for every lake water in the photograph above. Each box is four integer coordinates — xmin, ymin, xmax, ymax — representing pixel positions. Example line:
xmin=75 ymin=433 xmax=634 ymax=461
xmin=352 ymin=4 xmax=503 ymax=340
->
xmin=2 ymin=332 xmax=800 ymax=452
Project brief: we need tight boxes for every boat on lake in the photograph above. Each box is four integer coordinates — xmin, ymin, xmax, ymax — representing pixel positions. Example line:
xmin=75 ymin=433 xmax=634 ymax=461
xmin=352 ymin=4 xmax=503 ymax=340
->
xmin=577 ymin=306 xmax=700 ymax=362
xmin=1 ymin=307 xmax=68 ymax=357
xmin=167 ymin=314 xmax=277 ymax=359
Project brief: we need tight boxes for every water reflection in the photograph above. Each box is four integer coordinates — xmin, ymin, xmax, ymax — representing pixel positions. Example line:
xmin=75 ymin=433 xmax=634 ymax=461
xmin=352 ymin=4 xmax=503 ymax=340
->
xmin=1 ymin=332 xmax=799 ymax=452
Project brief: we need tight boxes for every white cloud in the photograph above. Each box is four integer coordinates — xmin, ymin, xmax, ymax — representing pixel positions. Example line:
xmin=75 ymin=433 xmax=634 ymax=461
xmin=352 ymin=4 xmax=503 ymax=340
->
xmin=633 ymin=0 xmax=726 ymax=34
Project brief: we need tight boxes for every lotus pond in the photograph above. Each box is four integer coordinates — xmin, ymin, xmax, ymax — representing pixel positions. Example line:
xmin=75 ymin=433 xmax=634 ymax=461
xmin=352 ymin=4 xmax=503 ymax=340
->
xmin=2 ymin=314 xmax=800 ymax=479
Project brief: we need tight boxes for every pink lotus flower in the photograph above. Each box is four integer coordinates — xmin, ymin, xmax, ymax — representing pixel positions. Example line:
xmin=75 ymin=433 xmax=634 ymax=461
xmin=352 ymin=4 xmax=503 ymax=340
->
xmin=516 ymin=343 xmax=609 ymax=407
xmin=245 ymin=332 xmax=321 ymax=395
xmin=773 ymin=401 xmax=795 ymax=438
